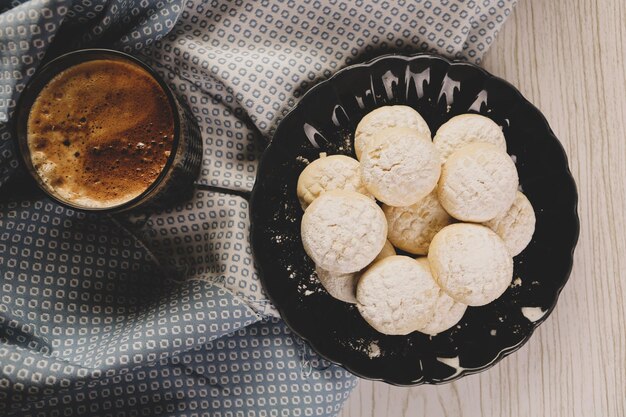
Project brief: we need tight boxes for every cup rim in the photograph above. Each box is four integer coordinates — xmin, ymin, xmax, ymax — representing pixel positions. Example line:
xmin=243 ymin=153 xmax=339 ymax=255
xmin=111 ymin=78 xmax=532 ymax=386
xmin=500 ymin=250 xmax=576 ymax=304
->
xmin=14 ymin=48 xmax=182 ymax=213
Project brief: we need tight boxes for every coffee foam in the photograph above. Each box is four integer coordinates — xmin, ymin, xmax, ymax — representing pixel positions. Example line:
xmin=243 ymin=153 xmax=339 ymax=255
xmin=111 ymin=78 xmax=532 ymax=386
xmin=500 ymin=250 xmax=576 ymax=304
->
xmin=27 ymin=59 xmax=175 ymax=208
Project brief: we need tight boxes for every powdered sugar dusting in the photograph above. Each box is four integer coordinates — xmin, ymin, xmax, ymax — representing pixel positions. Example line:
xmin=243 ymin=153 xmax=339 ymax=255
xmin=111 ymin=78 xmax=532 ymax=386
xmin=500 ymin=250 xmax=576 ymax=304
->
xmin=342 ymin=338 xmax=385 ymax=360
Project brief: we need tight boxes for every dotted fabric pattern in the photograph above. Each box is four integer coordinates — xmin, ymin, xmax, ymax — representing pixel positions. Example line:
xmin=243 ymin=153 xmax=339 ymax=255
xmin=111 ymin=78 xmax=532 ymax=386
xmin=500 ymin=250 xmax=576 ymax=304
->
xmin=144 ymin=68 xmax=262 ymax=193
xmin=127 ymin=189 xmax=278 ymax=317
xmin=0 ymin=196 xmax=260 ymax=412
xmin=5 ymin=318 xmax=358 ymax=417
xmin=0 ymin=0 xmax=516 ymax=415
xmin=139 ymin=0 xmax=518 ymax=134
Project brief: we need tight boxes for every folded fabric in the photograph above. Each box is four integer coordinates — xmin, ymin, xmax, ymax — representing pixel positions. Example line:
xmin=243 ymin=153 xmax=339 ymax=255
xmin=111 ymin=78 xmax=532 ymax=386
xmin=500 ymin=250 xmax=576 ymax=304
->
xmin=0 ymin=0 xmax=517 ymax=415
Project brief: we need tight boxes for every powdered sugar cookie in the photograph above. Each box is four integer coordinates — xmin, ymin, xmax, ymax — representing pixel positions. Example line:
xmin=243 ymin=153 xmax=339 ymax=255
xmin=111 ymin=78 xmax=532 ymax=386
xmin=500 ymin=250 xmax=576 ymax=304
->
xmin=296 ymin=153 xmax=370 ymax=210
xmin=361 ymin=127 xmax=441 ymax=207
xmin=413 ymin=257 xmax=467 ymax=335
xmin=356 ymin=255 xmax=439 ymax=335
xmin=354 ymin=105 xmax=430 ymax=160
xmin=315 ymin=268 xmax=359 ymax=304
xmin=301 ymin=190 xmax=387 ymax=274
xmin=383 ymin=190 xmax=454 ymax=255
xmin=433 ymin=114 xmax=506 ymax=161
xmin=438 ymin=142 xmax=518 ymax=222
xmin=428 ymin=223 xmax=513 ymax=306
xmin=374 ymin=239 xmax=396 ymax=262
xmin=483 ymin=191 xmax=536 ymax=256
xmin=316 ymin=240 xmax=396 ymax=304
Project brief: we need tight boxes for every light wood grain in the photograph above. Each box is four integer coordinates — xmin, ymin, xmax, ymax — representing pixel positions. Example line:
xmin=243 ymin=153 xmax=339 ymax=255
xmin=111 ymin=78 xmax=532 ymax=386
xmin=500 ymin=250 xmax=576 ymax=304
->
xmin=340 ymin=0 xmax=626 ymax=415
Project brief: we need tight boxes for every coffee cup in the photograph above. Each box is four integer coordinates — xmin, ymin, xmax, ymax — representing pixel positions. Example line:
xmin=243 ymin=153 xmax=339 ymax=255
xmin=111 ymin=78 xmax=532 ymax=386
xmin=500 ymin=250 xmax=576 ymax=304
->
xmin=14 ymin=49 xmax=203 ymax=212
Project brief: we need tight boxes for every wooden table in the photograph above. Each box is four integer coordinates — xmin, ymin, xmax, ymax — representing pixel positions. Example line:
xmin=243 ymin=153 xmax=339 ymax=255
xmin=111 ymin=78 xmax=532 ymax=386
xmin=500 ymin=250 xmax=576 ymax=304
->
xmin=340 ymin=0 xmax=626 ymax=415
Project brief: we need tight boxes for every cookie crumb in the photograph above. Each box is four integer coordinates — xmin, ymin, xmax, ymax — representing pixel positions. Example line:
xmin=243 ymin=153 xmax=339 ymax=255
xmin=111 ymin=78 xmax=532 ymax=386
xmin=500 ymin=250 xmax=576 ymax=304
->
xmin=296 ymin=156 xmax=310 ymax=165
xmin=521 ymin=307 xmax=546 ymax=322
xmin=367 ymin=341 xmax=381 ymax=358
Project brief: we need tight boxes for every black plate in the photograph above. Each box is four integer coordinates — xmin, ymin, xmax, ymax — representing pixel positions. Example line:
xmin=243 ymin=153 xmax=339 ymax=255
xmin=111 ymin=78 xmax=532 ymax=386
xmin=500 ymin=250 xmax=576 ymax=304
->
xmin=250 ymin=54 xmax=579 ymax=385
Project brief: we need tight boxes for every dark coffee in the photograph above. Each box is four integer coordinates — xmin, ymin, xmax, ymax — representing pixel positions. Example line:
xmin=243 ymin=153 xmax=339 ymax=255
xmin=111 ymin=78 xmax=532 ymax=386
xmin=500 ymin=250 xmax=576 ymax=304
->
xmin=27 ymin=59 xmax=175 ymax=208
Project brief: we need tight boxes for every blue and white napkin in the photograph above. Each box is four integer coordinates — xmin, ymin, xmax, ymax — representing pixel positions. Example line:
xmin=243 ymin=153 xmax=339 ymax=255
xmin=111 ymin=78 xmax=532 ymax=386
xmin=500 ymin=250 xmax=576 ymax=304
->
xmin=0 ymin=0 xmax=517 ymax=415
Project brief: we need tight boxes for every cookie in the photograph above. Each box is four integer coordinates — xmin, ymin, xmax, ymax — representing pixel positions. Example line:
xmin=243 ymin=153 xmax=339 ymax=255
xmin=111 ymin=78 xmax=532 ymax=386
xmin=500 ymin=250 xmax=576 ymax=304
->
xmin=383 ymin=190 xmax=454 ymax=255
xmin=296 ymin=153 xmax=370 ymax=210
xmin=413 ymin=257 xmax=467 ymax=335
xmin=301 ymin=190 xmax=387 ymax=274
xmin=428 ymin=223 xmax=513 ymax=306
xmin=483 ymin=191 xmax=536 ymax=256
xmin=374 ymin=239 xmax=397 ymax=261
xmin=315 ymin=240 xmax=396 ymax=304
xmin=354 ymin=105 xmax=430 ymax=160
xmin=433 ymin=114 xmax=506 ymax=161
xmin=361 ymin=127 xmax=441 ymax=207
xmin=315 ymin=268 xmax=359 ymax=304
xmin=438 ymin=142 xmax=518 ymax=222
xmin=356 ymin=255 xmax=439 ymax=335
